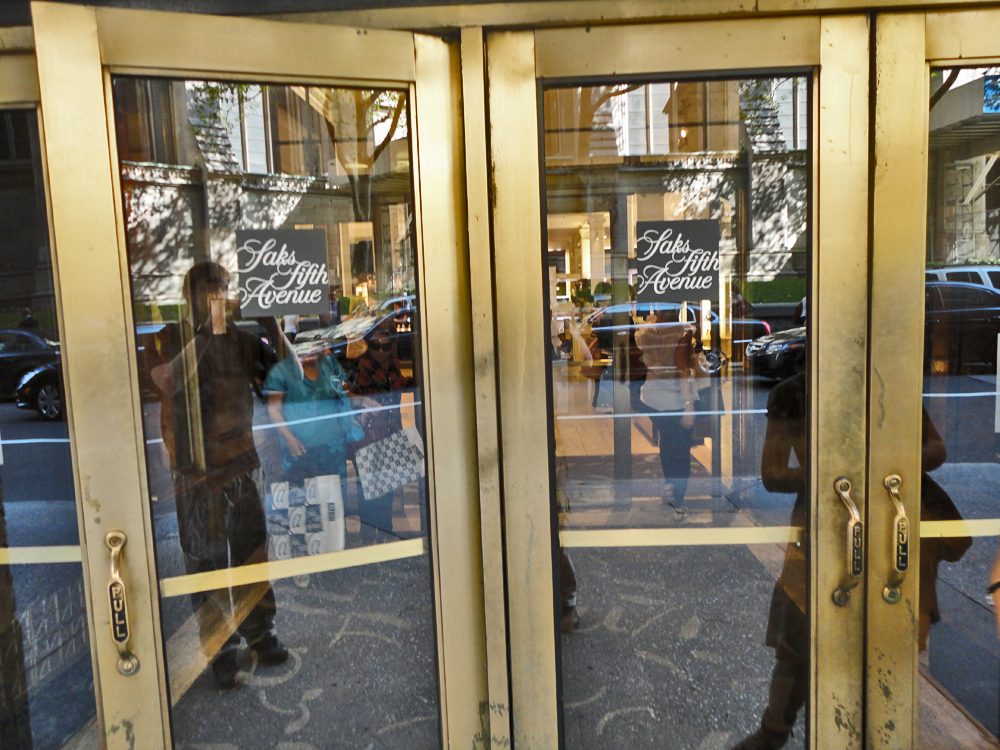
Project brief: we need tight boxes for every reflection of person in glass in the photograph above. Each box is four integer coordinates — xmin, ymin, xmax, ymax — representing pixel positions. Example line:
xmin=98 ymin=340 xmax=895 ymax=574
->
xmin=730 ymin=362 xmax=807 ymax=750
xmin=635 ymin=306 xmax=697 ymax=504
xmin=350 ymin=326 xmax=413 ymax=543
xmin=153 ymin=261 xmax=289 ymax=690
xmin=733 ymin=362 xmax=968 ymax=749
xmin=264 ymin=345 xmax=363 ymax=487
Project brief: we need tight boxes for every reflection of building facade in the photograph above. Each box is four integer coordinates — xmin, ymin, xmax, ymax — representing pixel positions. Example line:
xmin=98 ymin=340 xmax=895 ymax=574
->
xmin=544 ymin=80 xmax=808 ymax=310
xmin=116 ymin=79 xmax=415 ymax=316
xmin=929 ymin=72 xmax=1000 ymax=264
xmin=0 ymin=110 xmax=53 ymax=324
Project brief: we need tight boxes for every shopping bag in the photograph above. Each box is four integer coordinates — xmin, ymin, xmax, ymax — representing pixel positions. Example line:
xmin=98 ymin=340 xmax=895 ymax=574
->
xmin=269 ymin=474 xmax=344 ymax=560
xmin=354 ymin=426 xmax=425 ymax=500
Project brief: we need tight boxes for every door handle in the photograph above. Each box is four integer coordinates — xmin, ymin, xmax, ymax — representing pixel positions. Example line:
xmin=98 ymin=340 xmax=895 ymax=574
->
xmin=882 ymin=474 xmax=909 ymax=604
xmin=832 ymin=477 xmax=863 ymax=606
xmin=105 ymin=531 xmax=140 ymax=676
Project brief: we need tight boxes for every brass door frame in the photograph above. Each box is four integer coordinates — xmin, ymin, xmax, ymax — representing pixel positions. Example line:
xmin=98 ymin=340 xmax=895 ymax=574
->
xmin=0 ymin=28 xmax=109 ymax=747
xmin=483 ymin=15 xmax=871 ymax=749
xmin=31 ymin=3 xmax=486 ymax=748
xmin=868 ymin=9 xmax=1000 ymax=748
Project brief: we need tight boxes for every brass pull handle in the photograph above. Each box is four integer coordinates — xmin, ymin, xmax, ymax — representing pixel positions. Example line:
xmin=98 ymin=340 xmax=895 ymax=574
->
xmin=832 ymin=477 xmax=863 ymax=606
xmin=882 ymin=474 xmax=909 ymax=604
xmin=105 ymin=531 xmax=140 ymax=676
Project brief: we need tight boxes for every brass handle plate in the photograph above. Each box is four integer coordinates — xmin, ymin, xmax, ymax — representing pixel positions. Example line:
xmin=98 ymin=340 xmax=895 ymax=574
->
xmin=106 ymin=531 xmax=140 ymax=676
xmin=832 ymin=477 xmax=863 ymax=606
xmin=882 ymin=474 xmax=909 ymax=604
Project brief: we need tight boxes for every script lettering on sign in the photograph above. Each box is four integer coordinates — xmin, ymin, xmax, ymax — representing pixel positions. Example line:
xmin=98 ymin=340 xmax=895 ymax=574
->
xmin=236 ymin=229 xmax=330 ymax=317
xmin=635 ymin=220 xmax=720 ymax=304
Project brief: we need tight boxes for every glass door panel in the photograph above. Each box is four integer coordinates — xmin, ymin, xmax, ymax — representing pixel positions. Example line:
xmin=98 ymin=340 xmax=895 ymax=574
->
xmin=111 ymin=75 xmax=440 ymax=748
xmin=0 ymin=106 xmax=98 ymax=749
xmin=542 ymin=74 xmax=812 ymax=750
xmin=917 ymin=64 xmax=1000 ymax=748
xmin=487 ymin=18 xmax=869 ymax=750
xmin=33 ymin=5 xmax=483 ymax=748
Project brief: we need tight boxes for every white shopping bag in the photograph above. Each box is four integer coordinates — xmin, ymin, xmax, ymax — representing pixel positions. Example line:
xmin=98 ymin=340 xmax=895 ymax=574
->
xmin=269 ymin=474 xmax=344 ymax=560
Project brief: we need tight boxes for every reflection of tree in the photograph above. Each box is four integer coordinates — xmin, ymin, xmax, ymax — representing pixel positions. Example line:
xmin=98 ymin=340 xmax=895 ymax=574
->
xmin=321 ymin=89 xmax=406 ymax=225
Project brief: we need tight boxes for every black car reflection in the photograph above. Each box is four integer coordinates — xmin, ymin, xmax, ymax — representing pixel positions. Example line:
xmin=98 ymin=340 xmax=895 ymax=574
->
xmin=745 ymin=326 xmax=806 ymax=380
xmin=0 ymin=328 xmax=61 ymax=397
xmin=16 ymin=362 xmax=63 ymax=420
xmin=925 ymin=281 xmax=1000 ymax=374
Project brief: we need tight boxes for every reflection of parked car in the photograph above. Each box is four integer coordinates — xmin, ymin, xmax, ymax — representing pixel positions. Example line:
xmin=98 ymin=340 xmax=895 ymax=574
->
xmin=926 ymin=266 xmax=1000 ymax=289
xmin=16 ymin=363 xmax=63 ymax=420
xmin=745 ymin=326 xmax=806 ymax=381
xmin=585 ymin=302 xmax=770 ymax=359
xmin=0 ymin=329 xmax=61 ymax=399
xmin=925 ymin=281 xmax=1000 ymax=374
xmin=294 ymin=302 xmax=418 ymax=384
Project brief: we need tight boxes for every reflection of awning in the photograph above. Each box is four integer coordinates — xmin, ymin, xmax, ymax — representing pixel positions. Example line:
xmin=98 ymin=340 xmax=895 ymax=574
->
xmin=930 ymin=75 xmax=1000 ymax=157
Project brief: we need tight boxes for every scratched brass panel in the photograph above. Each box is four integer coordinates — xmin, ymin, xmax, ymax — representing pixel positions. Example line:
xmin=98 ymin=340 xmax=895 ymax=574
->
xmin=868 ymin=13 xmax=928 ymax=750
xmin=32 ymin=4 xmax=169 ymax=749
xmin=534 ymin=16 xmax=821 ymax=78
xmin=486 ymin=29 xmax=560 ymax=750
xmin=0 ymin=53 xmax=39 ymax=105
xmin=94 ymin=6 xmax=416 ymax=82
xmin=812 ymin=15 xmax=870 ymax=750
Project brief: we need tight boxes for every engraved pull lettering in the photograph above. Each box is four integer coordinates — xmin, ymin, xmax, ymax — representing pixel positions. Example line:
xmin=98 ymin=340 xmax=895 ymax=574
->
xmin=106 ymin=531 xmax=140 ymax=676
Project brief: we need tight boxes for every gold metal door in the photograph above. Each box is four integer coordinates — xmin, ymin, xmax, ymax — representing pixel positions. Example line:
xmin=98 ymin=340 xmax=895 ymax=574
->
xmin=30 ymin=3 xmax=486 ymax=748
xmin=0 ymin=30 xmax=102 ymax=750
xmin=869 ymin=9 xmax=1000 ymax=750
xmin=481 ymin=15 xmax=871 ymax=750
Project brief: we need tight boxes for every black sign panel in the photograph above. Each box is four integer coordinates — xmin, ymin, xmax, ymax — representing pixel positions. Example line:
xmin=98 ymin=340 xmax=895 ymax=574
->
xmin=635 ymin=220 xmax=720 ymax=304
xmin=109 ymin=581 xmax=129 ymax=645
xmin=236 ymin=229 xmax=329 ymax=318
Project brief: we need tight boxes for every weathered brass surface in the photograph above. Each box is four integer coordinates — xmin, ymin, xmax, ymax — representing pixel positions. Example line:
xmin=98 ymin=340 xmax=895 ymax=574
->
xmin=811 ymin=15 xmax=871 ymax=750
xmin=32 ymin=3 xmax=168 ymax=747
xmin=460 ymin=25 xmax=514 ymax=749
xmin=534 ymin=16 xmax=821 ymax=77
xmin=0 ymin=53 xmax=39 ymax=105
xmin=273 ymin=0 xmax=1000 ymax=31
xmin=486 ymin=29 xmax=561 ymax=750
xmin=868 ymin=12 xmax=928 ymax=749
xmin=94 ymin=6 xmax=416 ymax=82
xmin=413 ymin=31 xmax=491 ymax=750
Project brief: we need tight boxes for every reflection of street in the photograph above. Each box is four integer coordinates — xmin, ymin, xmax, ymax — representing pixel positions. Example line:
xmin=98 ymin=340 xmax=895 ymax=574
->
xmin=553 ymin=363 xmax=807 ymax=749
xmin=923 ymin=374 xmax=1000 ymax=737
xmin=0 ymin=402 xmax=95 ymax=750
xmin=138 ymin=392 xmax=438 ymax=747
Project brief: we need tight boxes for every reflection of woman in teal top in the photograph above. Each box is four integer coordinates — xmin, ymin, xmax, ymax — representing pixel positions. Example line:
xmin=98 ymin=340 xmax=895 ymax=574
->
xmin=264 ymin=350 xmax=363 ymax=483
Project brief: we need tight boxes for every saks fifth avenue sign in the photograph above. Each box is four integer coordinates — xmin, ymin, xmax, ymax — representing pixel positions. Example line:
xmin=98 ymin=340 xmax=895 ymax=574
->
xmin=635 ymin=220 xmax=720 ymax=304
xmin=236 ymin=229 xmax=329 ymax=317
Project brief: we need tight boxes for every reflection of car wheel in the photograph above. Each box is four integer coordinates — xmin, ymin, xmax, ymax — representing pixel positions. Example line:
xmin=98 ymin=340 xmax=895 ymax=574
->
xmin=36 ymin=382 xmax=62 ymax=420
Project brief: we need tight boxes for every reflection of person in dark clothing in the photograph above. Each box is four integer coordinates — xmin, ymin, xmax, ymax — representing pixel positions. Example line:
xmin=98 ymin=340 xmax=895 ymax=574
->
xmin=730 ymin=370 xmax=807 ymax=750
xmin=732 ymin=367 xmax=966 ymax=749
xmin=16 ymin=309 xmax=37 ymax=330
xmin=153 ymin=261 xmax=289 ymax=690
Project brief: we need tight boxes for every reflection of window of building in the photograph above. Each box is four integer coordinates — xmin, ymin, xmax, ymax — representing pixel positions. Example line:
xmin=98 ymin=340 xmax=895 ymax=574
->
xmin=0 ymin=110 xmax=32 ymax=163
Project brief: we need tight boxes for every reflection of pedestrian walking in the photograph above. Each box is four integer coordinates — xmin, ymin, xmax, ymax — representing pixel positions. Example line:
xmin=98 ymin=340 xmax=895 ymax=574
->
xmin=635 ymin=308 xmax=697 ymax=503
xmin=153 ymin=262 xmax=289 ymax=690
xmin=349 ymin=328 xmax=412 ymax=543
xmin=264 ymin=349 xmax=363 ymax=485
